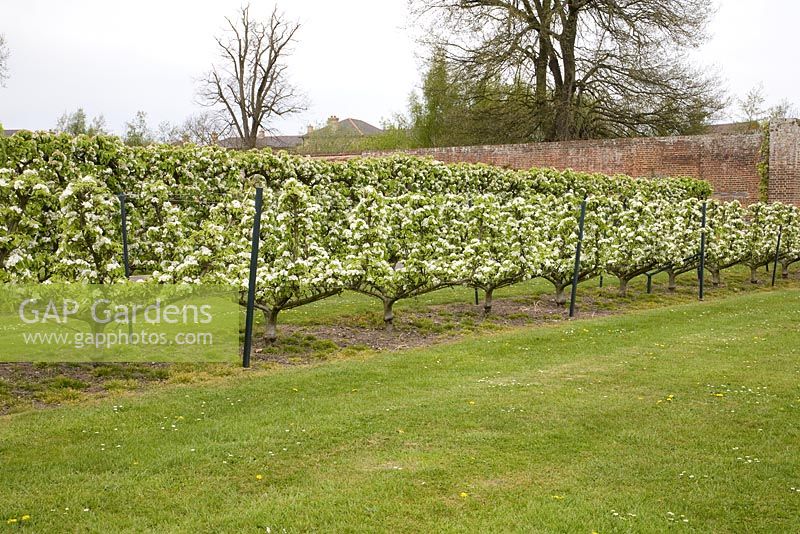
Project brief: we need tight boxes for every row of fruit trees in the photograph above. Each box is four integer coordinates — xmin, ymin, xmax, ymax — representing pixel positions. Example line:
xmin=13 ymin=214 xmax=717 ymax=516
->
xmin=1 ymin=132 xmax=798 ymax=341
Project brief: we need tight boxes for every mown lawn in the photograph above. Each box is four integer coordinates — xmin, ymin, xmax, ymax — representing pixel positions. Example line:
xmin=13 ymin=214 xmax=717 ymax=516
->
xmin=1 ymin=288 xmax=799 ymax=532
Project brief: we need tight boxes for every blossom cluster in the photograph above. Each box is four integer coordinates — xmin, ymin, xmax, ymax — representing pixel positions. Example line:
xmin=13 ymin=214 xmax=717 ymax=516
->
xmin=1 ymin=131 xmax=798 ymax=340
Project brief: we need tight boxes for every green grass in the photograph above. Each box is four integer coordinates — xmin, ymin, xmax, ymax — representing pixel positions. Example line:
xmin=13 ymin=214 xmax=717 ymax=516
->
xmin=1 ymin=288 xmax=799 ymax=532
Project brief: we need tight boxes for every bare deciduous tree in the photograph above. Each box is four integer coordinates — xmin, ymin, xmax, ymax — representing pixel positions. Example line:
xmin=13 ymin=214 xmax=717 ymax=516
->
xmin=411 ymin=0 xmax=726 ymax=141
xmin=158 ymin=112 xmax=231 ymax=146
xmin=55 ymin=108 xmax=108 ymax=136
xmin=199 ymin=4 xmax=305 ymax=149
xmin=181 ymin=111 xmax=232 ymax=145
xmin=737 ymin=85 xmax=795 ymax=129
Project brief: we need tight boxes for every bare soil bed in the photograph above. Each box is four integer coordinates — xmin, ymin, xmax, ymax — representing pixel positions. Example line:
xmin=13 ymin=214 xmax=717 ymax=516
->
xmin=250 ymin=294 xmax=615 ymax=364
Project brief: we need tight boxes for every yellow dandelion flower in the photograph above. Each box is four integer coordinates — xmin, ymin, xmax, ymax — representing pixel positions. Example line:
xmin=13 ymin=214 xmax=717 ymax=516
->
xmin=256 ymin=474 xmax=263 ymax=480
xmin=468 ymin=401 xmax=476 ymax=405
xmin=7 ymin=518 xmax=17 ymax=524
xmin=552 ymin=495 xmax=564 ymax=500
xmin=459 ymin=492 xmax=468 ymax=498
xmin=21 ymin=515 xmax=30 ymax=521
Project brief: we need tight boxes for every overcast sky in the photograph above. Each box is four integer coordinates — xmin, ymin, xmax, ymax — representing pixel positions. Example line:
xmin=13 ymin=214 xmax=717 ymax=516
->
xmin=0 ymin=0 xmax=797 ymax=136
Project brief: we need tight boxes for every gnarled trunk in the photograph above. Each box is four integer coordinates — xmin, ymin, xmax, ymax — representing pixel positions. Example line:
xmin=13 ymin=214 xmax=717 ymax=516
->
xmin=483 ymin=288 xmax=494 ymax=315
xmin=667 ymin=269 xmax=677 ymax=292
xmin=711 ymin=269 xmax=721 ymax=287
xmin=782 ymin=260 xmax=790 ymax=279
xmin=618 ymin=277 xmax=629 ymax=297
xmin=750 ymin=266 xmax=759 ymax=284
xmin=264 ymin=308 xmax=280 ymax=343
xmin=554 ymin=282 xmax=568 ymax=305
xmin=383 ymin=298 xmax=396 ymax=331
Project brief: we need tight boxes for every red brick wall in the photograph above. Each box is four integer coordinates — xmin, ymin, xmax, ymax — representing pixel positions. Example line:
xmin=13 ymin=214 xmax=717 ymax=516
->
xmin=769 ymin=119 xmax=800 ymax=205
xmin=364 ymin=132 xmax=766 ymax=204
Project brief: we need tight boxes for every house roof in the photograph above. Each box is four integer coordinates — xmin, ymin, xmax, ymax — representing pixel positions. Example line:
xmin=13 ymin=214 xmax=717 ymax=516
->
xmin=704 ymin=122 xmax=761 ymax=135
xmin=310 ymin=118 xmax=383 ymax=137
xmin=1 ymin=129 xmax=21 ymax=137
xmin=217 ymin=135 xmax=304 ymax=150
xmin=214 ymin=116 xmax=382 ymax=150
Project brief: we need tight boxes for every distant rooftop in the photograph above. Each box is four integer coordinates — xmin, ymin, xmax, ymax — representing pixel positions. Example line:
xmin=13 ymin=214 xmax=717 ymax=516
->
xmin=704 ymin=121 xmax=761 ymax=135
xmin=308 ymin=116 xmax=383 ymax=137
xmin=216 ymin=116 xmax=383 ymax=151
xmin=217 ymin=134 xmax=304 ymax=150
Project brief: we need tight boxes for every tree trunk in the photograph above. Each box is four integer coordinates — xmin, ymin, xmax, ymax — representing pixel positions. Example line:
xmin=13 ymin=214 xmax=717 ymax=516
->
xmin=534 ymin=34 xmax=550 ymax=113
xmin=553 ymin=93 xmax=574 ymax=141
xmin=667 ymin=269 xmax=677 ymax=292
xmin=782 ymin=260 xmax=790 ymax=279
xmin=550 ymin=5 xmax=579 ymax=140
xmin=750 ymin=266 xmax=759 ymax=284
xmin=383 ymin=299 xmax=395 ymax=331
xmin=483 ymin=288 xmax=494 ymax=315
xmin=711 ymin=269 xmax=721 ymax=287
xmin=264 ymin=308 xmax=280 ymax=343
xmin=554 ymin=283 xmax=568 ymax=305
xmin=618 ymin=277 xmax=629 ymax=297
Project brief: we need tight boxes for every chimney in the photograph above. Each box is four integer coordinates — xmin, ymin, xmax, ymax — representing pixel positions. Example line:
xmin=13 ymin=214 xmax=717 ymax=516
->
xmin=258 ymin=128 xmax=266 ymax=138
xmin=306 ymin=124 xmax=315 ymax=134
xmin=327 ymin=115 xmax=339 ymax=129
xmin=211 ymin=132 xmax=219 ymax=144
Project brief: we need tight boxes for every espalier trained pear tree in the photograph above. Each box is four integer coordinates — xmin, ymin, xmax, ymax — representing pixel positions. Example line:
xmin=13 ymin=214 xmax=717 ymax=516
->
xmin=536 ymin=194 xmax=605 ymax=304
xmin=348 ymin=189 xmax=457 ymax=329
xmin=740 ymin=203 xmax=793 ymax=283
xmin=446 ymin=193 xmax=542 ymax=314
xmin=1 ymin=131 xmax=799 ymax=341
xmin=777 ymin=208 xmax=800 ymax=279
xmin=704 ymin=200 xmax=750 ymax=287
